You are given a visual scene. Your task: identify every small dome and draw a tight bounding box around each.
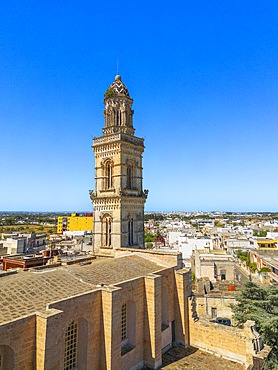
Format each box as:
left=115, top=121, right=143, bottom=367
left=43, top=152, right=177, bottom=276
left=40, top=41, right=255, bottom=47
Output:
left=107, top=75, right=130, bottom=97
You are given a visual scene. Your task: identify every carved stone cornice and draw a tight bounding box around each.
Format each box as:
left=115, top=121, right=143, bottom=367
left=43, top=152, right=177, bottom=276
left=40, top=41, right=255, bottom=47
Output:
left=103, top=126, right=135, bottom=136
left=93, top=133, right=144, bottom=148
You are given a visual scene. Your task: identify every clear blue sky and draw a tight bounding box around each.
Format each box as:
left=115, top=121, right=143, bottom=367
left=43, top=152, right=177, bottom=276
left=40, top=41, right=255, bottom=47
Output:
left=1, top=1, right=278, bottom=212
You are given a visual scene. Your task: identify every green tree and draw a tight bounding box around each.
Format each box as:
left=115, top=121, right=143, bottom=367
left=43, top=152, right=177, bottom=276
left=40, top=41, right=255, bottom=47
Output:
left=259, top=267, right=271, bottom=273
left=254, top=230, right=267, bottom=237
left=231, top=282, right=278, bottom=369
left=236, top=250, right=256, bottom=271
left=145, top=231, right=156, bottom=242
left=249, top=262, right=257, bottom=273
left=4, top=218, right=15, bottom=226
left=144, top=213, right=165, bottom=221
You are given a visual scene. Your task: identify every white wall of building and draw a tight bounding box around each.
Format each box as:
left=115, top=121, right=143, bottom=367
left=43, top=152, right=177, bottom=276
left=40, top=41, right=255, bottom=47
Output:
left=3, top=238, right=26, bottom=254
left=267, top=232, right=278, bottom=239
left=168, top=231, right=212, bottom=259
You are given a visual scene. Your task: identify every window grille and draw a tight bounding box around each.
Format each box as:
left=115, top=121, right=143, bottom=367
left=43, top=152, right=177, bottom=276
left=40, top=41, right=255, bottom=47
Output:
left=64, top=321, right=77, bottom=370
left=121, top=303, right=127, bottom=341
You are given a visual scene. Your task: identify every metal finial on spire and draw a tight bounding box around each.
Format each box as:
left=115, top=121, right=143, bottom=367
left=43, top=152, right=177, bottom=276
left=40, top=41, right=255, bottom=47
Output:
left=117, top=57, right=119, bottom=75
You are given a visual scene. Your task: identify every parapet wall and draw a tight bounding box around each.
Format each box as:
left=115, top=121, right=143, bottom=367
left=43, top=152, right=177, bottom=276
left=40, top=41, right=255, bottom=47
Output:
left=189, top=318, right=250, bottom=364
left=189, top=299, right=270, bottom=369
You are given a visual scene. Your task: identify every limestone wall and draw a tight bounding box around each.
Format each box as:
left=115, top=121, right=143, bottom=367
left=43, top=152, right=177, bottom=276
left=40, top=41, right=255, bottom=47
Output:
left=194, top=294, right=236, bottom=319
left=189, top=319, right=248, bottom=363
left=189, top=304, right=266, bottom=368
left=47, top=289, right=103, bottom=370
left=0, top=258, right=192, bottom=370
left=0, top=315, right=36, bottom=370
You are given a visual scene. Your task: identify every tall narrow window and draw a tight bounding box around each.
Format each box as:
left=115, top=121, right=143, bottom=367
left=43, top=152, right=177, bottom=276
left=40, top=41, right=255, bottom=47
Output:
left=161, top=284, right=169, bottom=331
left=117, top=110, right=121, bottom=125
left=121, top=301, right=136, bottom=356
left=103, top=215, right=112, bottom=247
left=128, top=218, right=134, bottom=246
left=106, top=218, right=112, bottom=246
left=105, top=161, right=113, bottom=189
left=64, top=321, right=77, bottom=370
left=127, top=165, right=132, bottom=189
left=121, top=303, right=127, bottom=342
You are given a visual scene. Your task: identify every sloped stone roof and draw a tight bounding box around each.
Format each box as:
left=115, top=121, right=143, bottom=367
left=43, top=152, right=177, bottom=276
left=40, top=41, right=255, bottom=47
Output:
left=67, top=255, right=163, bottom=285
left=0, top=255, right=163, bottom=324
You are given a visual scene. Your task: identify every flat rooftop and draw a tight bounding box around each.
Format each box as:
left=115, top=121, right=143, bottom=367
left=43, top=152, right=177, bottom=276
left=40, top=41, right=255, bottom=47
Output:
left=145, top=346, right=245, bottom=370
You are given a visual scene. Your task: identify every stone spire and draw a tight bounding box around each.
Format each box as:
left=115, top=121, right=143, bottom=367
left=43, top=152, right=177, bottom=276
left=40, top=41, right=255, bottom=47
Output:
left=103, top=75, right=135, bottom=136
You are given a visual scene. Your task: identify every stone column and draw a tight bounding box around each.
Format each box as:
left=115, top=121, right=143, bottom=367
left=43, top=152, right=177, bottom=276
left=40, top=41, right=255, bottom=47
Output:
left=101, top=287, right=121, bottom=370
left=174, top=269, right=192, bottom=346
left=144, top=274, right=162, bottom=369
left=36, top=309, right=63, bottom=370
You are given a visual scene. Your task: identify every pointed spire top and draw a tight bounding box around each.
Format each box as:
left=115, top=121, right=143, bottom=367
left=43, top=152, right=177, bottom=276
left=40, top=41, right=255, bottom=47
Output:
left=105, top=75, right=130, bottom=97
left=117, top=57, right=119, bottom=75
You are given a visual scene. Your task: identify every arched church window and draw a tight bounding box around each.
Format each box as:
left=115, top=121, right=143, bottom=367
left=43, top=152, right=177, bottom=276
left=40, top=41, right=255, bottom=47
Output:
left=127, top=165, right=133, bottom=189
left=64, top=321, right=77, bottom=370
left=105, top=161, right=113, bottom=189
left=121, top=301, right=136, bottom=355
left=102, top=215, right=112, bottom=247
left=128, top=218, right=134, bottom=246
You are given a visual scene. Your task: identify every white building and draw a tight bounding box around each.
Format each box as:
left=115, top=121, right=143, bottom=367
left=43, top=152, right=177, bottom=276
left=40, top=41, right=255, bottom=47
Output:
left=3, top=238, right=26, bottom=254
left=168, top=231, right=213, bottom=260
left=2, top=232, right=46, bottom=254
left=192, top=248, right=235, bottom=281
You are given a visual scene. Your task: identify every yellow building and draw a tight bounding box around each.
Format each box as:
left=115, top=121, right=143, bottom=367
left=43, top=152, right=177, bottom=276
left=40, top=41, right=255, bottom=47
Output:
left=57, top=213, right=94, bottom=233
left=256, top=239, right=278, bottom=250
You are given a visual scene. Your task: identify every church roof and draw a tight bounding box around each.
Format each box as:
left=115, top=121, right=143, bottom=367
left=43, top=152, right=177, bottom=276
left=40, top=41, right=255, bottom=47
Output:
left=106, top=75, right=130, bottom=97
left=0, top=255, right=163, bottom=324
left=67, top=255, right=163, bottom=285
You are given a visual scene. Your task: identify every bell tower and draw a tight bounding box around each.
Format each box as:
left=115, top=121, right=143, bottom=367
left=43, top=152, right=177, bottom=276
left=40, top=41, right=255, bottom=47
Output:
left=90, top=75, right=148, bottom=255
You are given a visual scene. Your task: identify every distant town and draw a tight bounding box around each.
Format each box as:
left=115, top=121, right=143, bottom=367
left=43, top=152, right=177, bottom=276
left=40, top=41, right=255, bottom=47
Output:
left=1, top=210, right=278, bottom=284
